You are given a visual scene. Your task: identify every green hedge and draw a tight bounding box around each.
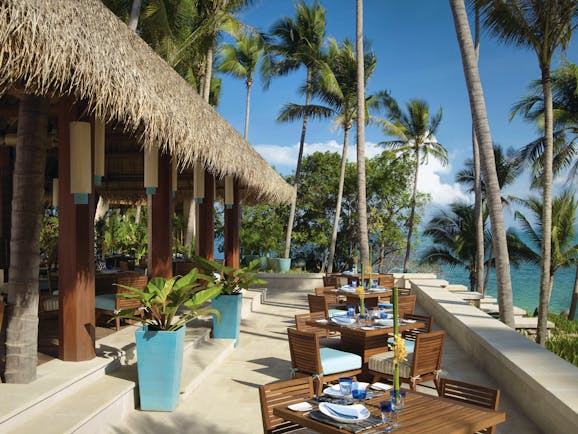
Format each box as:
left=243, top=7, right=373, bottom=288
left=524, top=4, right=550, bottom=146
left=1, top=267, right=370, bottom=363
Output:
left=548, top=313, right=578, bottom=333
left=547, top=313, right=578, bottom=367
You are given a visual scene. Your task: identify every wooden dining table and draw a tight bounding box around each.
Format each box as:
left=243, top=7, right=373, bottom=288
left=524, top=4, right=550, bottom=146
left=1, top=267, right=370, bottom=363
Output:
left=306, top=318, right=425, bottom=363
left=333, top=287, right=392, bottom=306
left=273, top=389, right=506, bottom=434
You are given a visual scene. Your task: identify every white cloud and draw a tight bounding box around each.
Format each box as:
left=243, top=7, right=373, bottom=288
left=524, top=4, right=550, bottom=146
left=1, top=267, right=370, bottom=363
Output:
left=254, top=140, right=467, bottom=206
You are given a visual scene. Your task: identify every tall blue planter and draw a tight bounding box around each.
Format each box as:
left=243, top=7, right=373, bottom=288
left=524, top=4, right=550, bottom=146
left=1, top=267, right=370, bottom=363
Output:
left=212, top=294, right=242, bottom=347
left=135, top=325, right=185, bottom=411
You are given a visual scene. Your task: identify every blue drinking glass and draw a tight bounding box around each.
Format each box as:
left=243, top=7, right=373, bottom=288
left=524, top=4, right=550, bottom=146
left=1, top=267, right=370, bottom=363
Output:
left=389, top=390, right=406, bottom=428
left=379, top=401, right=393, bottom=433
left=351, top=382, right=367, bottom=401
left=338, top=377, right=353, bottom=403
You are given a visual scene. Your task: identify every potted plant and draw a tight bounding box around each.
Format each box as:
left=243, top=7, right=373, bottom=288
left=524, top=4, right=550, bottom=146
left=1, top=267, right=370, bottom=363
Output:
left=115, top=268, right=221, bottom=411
left=195, top=257, right=264, bottom=347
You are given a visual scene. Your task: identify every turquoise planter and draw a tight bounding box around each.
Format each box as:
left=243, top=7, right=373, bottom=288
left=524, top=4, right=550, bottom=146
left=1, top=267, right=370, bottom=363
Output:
left=266, top=258, right=291, bottom=272
left=135, top=325, right=185, bottom=411
left=212, top=294, right=242, bottom=347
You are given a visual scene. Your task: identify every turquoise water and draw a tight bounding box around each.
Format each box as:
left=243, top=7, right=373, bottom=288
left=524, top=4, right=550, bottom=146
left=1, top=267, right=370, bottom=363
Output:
left=438, top=263, right=575, bottom=315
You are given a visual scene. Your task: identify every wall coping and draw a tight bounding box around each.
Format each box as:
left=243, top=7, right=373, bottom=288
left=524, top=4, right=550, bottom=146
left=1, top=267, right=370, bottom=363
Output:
left=409, top=278, right=578, bottom=434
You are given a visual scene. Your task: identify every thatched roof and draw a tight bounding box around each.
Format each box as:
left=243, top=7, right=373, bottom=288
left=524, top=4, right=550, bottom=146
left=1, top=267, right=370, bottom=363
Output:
left=0, top=0, right=294, bottom=205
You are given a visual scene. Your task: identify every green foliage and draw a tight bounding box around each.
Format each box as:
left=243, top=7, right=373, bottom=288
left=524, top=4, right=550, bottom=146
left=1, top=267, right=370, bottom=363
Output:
left=115, top=267, right=222, bottom=331
left=194, top=256, right=265, bottom=295
left=98, top=208, right=148, bottom=262
left=240, top=203, right=287, bottom=257
left=549, top=313, right=578, bottom=334
left=546, top=333, right=578, bottom=367
left=40, top=215, right=59, bottom=266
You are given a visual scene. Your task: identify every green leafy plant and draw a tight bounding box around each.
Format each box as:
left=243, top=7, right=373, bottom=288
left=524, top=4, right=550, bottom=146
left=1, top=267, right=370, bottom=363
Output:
left=114, top=268, right=222, bottom=331
left=195, top=257, right=265, bottom=295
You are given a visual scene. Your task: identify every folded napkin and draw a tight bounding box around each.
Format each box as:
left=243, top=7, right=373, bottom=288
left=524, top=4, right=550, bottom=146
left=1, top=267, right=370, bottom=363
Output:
left=323, top=403, right=367, bottom=419
left=331, top=310, right=348, bottom=317
left=332, top=316, right=356, bottom=324
left=374, top=318, right=394, bottom=326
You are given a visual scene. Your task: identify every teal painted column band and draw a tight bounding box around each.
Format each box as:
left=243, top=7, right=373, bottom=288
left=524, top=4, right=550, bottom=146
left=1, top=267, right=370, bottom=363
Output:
left=212, top=294, right=242, bottom=347
left=73, top=193, right=88, bottom=204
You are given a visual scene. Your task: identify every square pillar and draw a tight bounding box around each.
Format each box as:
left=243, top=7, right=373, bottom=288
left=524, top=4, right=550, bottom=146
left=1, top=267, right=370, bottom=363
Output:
left=57, top=103, right=96, bottom=361
left=197, top=171, right=215, bottom=260
left=224, top=179, right=240, bottom=269
left=0, top=147, right=12, bottom=281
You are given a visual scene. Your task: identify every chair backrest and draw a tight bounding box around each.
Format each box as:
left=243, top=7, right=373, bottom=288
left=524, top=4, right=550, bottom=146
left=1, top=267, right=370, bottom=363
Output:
left=323, top=275, right=344, bottom=287
left=115, top=273, right=148, bottom=309
left=378, top=274, right=395, bottom=289
left=438, top=378, right=500, bottom=434
left=259, top=376, right=314, bottom=434
left=314, top=287, right=338, bottom=304
left=397, top=294, right=416, bottom=317
left=295, top=312, right=328, bottom=338
left=287, top=328, right=322, bottom=376
left=411, top=330, right=445, bottom=378
left=307, top=294, right=329, bottom=316
left=402, top=313, right=433, bottom=341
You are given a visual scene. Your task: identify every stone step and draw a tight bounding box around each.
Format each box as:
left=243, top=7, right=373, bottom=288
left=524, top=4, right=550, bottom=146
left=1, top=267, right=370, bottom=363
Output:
left=514, top=317, right=556, bottom=329
left=480, top=303, right=527, bottom=316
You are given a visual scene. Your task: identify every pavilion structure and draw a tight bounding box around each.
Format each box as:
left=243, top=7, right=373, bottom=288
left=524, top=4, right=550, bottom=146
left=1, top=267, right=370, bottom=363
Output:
left=0, top=0, right=294, bottom=362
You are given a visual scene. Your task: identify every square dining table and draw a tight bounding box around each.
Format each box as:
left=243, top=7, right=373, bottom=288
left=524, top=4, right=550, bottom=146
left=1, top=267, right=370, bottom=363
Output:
left=273, top=389, right=506, bottom=434
left=306, top=317, right=425, bottom=363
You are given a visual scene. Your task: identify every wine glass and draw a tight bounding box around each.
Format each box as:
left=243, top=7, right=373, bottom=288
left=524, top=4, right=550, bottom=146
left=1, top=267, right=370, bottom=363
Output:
left=390, top=390, right=406, bottom=428
left=379, top=401, right=393, bottom=433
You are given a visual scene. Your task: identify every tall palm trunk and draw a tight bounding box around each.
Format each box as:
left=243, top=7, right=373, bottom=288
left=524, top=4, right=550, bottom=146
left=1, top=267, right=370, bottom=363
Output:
left=537, top=67, right=554, bottom=345
left=4, top=95, right=49, bottom=383
left=128, top=0, right=142, bottom=31
left=473, top=7, right=484, bottom=293
left=284, top=68, right=312, bottom=258
left=244, top=76, right=253, bottom=140
left=355, top=0, right=370, bottom=267
left=203, top=47, right=214, bottom=103
left=402, top=147, right=420, bottom=272
left=569, top=263, right=578, bottom=320
left=450, top=0, right=515, bottom=327
left=327, top=125, right=351, bottom=273
left=483, top=244, right=493, bottom=296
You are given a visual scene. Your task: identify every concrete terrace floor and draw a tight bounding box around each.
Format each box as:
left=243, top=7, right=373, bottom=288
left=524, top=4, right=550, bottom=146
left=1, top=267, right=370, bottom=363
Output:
left=111, top=285, right=543, bottom=434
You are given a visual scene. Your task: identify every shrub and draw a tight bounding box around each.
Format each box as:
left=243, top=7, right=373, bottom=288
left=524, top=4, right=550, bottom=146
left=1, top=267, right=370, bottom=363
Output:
left=546, top=334, right=578, bottom=367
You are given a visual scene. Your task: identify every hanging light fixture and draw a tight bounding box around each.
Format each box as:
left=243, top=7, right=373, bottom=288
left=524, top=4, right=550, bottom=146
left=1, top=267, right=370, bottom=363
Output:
left=94, top=119, right=105, bottom=185
left=172, top=158, right=178, bottom=198
left=224, top=176, right=234, bottom=209
left=52, top=178, right=59, bottom=208
left=144, top=148, right=158, bottom=195
left=69, top=121, right=91, bottom=204
left=194, top=164, right=204, bottom=204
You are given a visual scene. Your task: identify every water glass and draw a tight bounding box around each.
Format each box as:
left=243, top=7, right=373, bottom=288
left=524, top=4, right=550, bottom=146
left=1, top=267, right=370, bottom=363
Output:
left=390, top=390, right=406, bottom=428
left=351, top=382, right=367, bottom=401
left=372, top=278, right=378, bottom=288
left=351, top=279, right=358, bottom=288
left=338, top=377, right=353, bottom=402
left=347, top=305, right=356, bottom=317
left=379, top=401, right=393, bottom=433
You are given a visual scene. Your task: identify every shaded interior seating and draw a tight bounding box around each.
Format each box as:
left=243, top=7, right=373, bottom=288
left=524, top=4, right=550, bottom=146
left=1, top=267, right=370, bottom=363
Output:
left=398, top=294, right=417, bottom=317
left=287, top=328, right=362, bottom=396
left=438, top=378, right=501, bottom=434
left=259, top=376, right=316, bottom=434
left=307, top=294, right=344, bottom=318
left=368, top=330, right=446, bottom=390
left=0, top=297, right=3, bottom=384
left=95, top=273, right=148, bottom=331
left=378, top=274, right=395, bottom=288
left=387, top=313, right=433, bottom=353
left=295, top=312, right=328, bottom=338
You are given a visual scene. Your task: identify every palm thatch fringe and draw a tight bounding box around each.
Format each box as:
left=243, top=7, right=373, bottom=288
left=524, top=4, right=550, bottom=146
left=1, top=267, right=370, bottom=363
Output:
left=0, top=0, right=294, bottom=204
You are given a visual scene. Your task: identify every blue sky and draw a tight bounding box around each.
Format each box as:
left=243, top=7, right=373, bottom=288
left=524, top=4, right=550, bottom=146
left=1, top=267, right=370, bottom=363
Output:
left=216, top=0, right=577, bottom=225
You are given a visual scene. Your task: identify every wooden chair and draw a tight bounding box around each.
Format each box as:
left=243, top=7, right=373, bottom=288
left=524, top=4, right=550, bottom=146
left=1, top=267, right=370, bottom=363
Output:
left=368, top=330, right=446, bottom=391
left=398, top=294, right=417, bottom=317
left=387, top=313, right=433, bottom=353
left=323, top=275, right=344, bottom=288
left=95, top=273, right=148, bottom=331
left=259, top=376, right=315, bottom=434
left=314, top=287, right=338, bottom=304
left=287, top=328, right=362, bottom=396
left=307, top=294, right=344, bottom=318
left=295, top=312, right=328, bottom=338
left=438, top=378, right=501, bottom=434
left=378, top=274, right=395, bottom=289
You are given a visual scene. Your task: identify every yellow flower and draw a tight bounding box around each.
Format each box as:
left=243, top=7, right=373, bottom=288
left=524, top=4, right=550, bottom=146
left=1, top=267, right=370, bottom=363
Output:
left=355, top=286, right=365, bottom=297
left=392, top=334, right=408, bottom=365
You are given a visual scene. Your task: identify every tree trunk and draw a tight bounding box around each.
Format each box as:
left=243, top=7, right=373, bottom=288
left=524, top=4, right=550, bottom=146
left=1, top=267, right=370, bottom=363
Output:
left=203, top=47, right=214, bottom=103
left=184, top=195, right=196, bottom=254
left=128, top=0, right=142, bottom=31
left=403, top=147, right=420, bottom=273
left=94, top=196, right=109, bottom=223
left=4, top=95, right=49, bottom=383
left=244, top=77, right=252, bottom=140
left=356, top=0, right=370, bottom=268
left=483, top=244, right=493, bottom=296
left=284, top=68, right=313, bottom=259
left=327, top=126, right=351, bottom=273
left=536, top=66, right=554, bottom=346
left=135, top=204, right=141, bottom=225
left=568, top=263, right=578, bottom=320
left=379, top=239, right=386, bottom=273
left=450, top=0, right=515, bottom=327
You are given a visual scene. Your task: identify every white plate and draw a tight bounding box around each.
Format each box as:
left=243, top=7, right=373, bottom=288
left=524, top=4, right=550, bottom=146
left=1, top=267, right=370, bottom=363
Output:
left=371, top=382, right=393, bottom=391
left=374, top=319, right=394, bottom=326
left=331, top=316, right=356, bottom=325
left=318, top=403, right=371, bottom=423
left=288, top=401, right=313, bottom=412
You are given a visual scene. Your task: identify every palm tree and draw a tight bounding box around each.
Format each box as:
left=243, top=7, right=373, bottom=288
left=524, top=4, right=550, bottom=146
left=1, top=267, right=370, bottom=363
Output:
left=379, top=99, right=448, bottom=273
left=475, top=0, right=577, bottom=346
left=4, top=96, right=49, bottom=383
left=449, top=0, right=516, bottom=327
left=262, top=0, right=326, bottom=259
left=513, top=192, right=578, bottom=308
left=218, top=30, right=264, bottom=140
left=355, top=0, right=370, bottom=269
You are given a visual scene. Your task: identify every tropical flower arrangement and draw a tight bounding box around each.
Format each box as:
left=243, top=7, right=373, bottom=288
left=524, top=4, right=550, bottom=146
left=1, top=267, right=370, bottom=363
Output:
left=356, top=285, right=366, bottom=316
left=391, top=286, right=407, bottom=398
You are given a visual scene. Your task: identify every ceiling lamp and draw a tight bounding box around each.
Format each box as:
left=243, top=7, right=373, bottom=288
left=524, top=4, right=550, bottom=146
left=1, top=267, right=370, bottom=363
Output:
left=144, top=148, right=158, bottom=195
left=94, top=119, right=105, bottom=185
left=69, top=121, right=91, bottom=204
left=194, top=164, right=204, bottom=204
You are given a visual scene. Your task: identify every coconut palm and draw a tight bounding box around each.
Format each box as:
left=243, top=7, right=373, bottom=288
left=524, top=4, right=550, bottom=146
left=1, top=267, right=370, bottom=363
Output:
left=449, top=0, right=516, bottom=327
left=4, top=96, right=49, bottom=383
left=475, top=0, right=578, bottom=345
left=218, top=30, right=264, bottom=140
left=378, top=99, right=448, bottom=273
left=261, top=0, right=326, bottom=259
left=513, top=192, right=578, bottom=310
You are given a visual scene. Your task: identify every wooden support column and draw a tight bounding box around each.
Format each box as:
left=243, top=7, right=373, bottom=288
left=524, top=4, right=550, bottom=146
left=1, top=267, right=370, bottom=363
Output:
left=0, top=147, right=13, bottom=281
left=148, top=152, right=172, bottom=278
left=224, top=179, right=240, bottom=269
left=197, top=171, right=215, bottom=260
left=58, top=102, right=95, bottom=361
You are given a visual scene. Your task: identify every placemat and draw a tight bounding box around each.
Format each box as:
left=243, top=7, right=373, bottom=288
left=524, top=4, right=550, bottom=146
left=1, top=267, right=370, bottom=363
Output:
left=309, top=410, right=383, bottom=433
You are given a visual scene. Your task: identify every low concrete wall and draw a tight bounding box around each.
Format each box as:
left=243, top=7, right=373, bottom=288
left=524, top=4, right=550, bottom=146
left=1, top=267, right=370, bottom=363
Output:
left=251, top=273, right=324, bottom=291
left=410, top=279, right=578, bottom=434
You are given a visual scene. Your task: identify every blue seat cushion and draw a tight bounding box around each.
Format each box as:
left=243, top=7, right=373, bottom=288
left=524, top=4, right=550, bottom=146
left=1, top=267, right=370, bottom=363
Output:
left=386, top=337, right=415, bottom=354
left=320, top=348, right=362, bottom=375
left=95, top=294, right=116, bottom=311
